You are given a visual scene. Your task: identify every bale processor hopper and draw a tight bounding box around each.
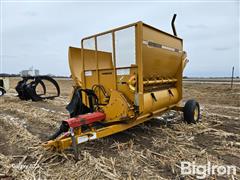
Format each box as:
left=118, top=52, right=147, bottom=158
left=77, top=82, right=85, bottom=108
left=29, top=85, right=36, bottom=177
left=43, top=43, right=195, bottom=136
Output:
left=44, top=15, right=200, bottom=158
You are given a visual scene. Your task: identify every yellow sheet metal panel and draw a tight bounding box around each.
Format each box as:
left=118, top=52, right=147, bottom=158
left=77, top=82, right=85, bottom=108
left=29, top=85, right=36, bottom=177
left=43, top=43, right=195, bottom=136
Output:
left=97, top=52, right=113, bottom=69
left=85, top=70, right=98, bottom=89
left=68, top=47, right=83, bottom=87
left=83, top=49, right=97, bottom=70
left=82, top=49, right=113, bottom=70
left=142, top=47, right=182, bottom=78
left=143, top=24, right=182, bottom=49
left=99, top=69, right=115, bottom=91
left=102, top=90, right=134, bottom=122
left=142, top=88, right=179, bottom=114
left=99, top=69, right=115, bottom=104
left=142, top=25, right=183, bottom=80
left=117, top=82, right=135, bottom=102
left=116, top=66, right=137, bottom=103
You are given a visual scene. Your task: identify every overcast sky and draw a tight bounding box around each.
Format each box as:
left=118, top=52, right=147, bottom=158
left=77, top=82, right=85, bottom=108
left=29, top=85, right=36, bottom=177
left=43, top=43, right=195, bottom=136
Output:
left=1, top=1, right=239, bottom=77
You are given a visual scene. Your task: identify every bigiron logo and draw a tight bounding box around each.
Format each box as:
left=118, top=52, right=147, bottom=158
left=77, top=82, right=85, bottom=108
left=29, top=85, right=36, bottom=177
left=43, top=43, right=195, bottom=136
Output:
left=180, top=161, right=237, bottom=179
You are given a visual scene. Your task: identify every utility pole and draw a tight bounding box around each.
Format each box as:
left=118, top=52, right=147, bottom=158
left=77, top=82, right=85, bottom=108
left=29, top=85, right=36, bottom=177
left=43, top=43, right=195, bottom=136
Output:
left=231, top=66, right=234, bottom=89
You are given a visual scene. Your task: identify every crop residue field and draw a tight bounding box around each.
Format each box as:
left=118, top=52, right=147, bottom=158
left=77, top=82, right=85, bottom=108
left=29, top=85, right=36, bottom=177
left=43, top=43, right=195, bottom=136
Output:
left=0, top=78, right=239, bottom=179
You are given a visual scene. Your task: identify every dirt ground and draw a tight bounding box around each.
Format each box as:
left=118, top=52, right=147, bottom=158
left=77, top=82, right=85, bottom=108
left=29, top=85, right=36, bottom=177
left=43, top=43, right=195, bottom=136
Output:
left=0, top=78, right=239, bottom=179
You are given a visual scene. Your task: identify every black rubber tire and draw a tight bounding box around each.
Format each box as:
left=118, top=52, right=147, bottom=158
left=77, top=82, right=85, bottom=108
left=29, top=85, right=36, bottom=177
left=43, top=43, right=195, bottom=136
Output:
left=183, top=99, right=200, bottom=124
left=0, top=88, right=6, bottom=97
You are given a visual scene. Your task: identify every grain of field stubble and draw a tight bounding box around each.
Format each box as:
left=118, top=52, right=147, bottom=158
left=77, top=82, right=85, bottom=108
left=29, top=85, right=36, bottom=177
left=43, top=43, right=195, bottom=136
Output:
left=0, top=78, right=239, bottom=179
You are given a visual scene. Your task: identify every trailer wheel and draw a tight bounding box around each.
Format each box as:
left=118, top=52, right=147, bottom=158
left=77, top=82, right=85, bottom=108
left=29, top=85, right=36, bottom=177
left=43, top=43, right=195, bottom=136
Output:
left=0, top=88, right=5, bottom=97
left=183, top=99, right=200, bottom=124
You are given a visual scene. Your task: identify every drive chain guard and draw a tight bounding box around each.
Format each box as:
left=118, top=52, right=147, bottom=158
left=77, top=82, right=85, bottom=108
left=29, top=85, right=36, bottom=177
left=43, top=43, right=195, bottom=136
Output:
left=15, top=76, right=60, bottom=101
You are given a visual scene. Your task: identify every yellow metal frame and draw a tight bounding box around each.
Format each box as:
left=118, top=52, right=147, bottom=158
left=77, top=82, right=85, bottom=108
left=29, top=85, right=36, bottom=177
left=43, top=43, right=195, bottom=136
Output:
left=44, top=105, right=176, bottom=151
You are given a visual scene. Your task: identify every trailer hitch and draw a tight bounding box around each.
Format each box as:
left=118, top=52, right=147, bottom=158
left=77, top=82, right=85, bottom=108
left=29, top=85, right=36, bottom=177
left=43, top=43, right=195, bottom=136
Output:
left=46, top=112, right=106, bottom=159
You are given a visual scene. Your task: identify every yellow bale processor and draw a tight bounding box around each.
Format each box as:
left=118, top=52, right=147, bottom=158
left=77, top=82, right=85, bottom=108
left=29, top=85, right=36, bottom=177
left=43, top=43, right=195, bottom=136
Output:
left=44, top=15, right=200, bottom=158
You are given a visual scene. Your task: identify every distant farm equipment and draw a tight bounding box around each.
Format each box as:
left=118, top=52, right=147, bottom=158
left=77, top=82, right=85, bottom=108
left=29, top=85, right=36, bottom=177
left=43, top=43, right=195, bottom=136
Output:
left=15, top=76, right=60, bottom=101
left=0, top=77, right=9, bottom=96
